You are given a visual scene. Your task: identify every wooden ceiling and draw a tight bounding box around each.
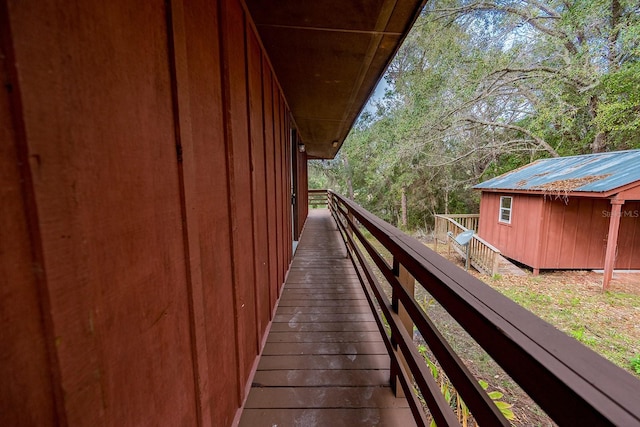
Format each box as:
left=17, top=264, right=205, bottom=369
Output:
left=244, top=0, right=426, bottom=159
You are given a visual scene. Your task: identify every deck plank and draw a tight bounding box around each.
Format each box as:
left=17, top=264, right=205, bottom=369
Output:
left=262, top=341, right=387, bottom=355
left=276, top=305, right=373, bottom=314
left=269, top=321, right=379, bottom=332
left=252, top=369, right=391, bottom=387
left=256, top=354, right=390, bottom=370
left=273, top=313, right=375, bottom=323
left=266, top=331, right=384, bottom=343
left=240, top=408, right=416, bottom=426
left=244, top=387, right=410, bottom=409
left=239, top=209, right=415, bottom=427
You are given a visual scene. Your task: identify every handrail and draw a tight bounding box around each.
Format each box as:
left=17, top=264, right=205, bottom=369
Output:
left=435, top=214, right=480, bottom=232
left=434, top=214, right=501, bottom=275
left=328, top=190, right=640, bottom=427
left=308, top=189, right=328, bottom=208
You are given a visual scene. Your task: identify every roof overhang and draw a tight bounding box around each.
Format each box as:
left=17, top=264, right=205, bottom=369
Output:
left=244, top=0, right=426, bottom=159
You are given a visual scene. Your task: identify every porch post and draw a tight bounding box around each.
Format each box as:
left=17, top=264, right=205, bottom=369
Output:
left=603, top=198, right=624, bottom=290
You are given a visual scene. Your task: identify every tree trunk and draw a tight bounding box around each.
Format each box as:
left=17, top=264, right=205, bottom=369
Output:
left=401, top=187, right=407, bottom=228
left=444, top=189, right=449, bottom=215
left=342, top=155, right=354, bottom=200
left=608, top=0, right=621, bottom=70
left=590, top=95, right=608, bottom=153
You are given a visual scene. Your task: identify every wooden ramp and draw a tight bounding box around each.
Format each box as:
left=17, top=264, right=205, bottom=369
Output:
left=239, top=209, right=415, bottom=426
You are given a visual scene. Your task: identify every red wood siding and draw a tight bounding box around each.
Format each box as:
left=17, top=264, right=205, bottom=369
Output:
left=247, top=26, right=271, bottom=344
left=539, top=198, right=610, bottom=269
left=479, top=193, right=640, bottom=271
left=181, top=0, right=238, bottom=423
left=0, top=18, right=58, bottom=423
left=220, top=0, right=259, bottom=394
left=613, top=201, right=640, bottom=269
left=1, top=0, right=300, bottom=425
left=478, top=193, right=544, bottom=268
left=274, top=88, right=284, bottom=290
left=262, top=64, right=279, bottom=314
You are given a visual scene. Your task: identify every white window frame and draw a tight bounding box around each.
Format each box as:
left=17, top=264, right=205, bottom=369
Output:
left=499, top=196, right=512, bottom=224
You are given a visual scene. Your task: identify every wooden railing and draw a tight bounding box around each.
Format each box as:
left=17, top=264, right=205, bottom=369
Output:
left=328, top=190, right=640, bottom=427
left=308, top=189, right=328, bottom=208
left=437, top=214, right=480, bottom=233
left=434, top=214, right=500, bottom=276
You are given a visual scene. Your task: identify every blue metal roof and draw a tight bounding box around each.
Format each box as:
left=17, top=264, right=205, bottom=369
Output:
left=474, top=149, right=640, bottom=193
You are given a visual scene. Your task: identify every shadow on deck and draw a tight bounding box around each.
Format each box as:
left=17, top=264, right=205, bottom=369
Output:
left=239, top=209, right=415, bottom=426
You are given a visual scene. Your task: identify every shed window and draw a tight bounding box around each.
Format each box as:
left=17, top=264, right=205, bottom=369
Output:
left=499, top=196, right=512, bottom=224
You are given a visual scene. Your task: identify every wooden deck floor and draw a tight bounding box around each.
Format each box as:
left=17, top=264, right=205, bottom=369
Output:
left=239, top=209, right=415, bottom=426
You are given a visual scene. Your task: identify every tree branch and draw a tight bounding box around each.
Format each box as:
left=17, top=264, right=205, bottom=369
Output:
left=463, top=116, right=560, bottom=157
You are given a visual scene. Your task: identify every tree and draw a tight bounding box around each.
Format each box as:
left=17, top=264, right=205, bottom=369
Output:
left=311, top=0, right=640, bottom=230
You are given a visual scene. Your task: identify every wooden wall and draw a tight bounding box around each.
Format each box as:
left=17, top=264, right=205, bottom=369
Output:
left=540, top=199, right=640, bottom=270
left=479, top=193, right=640, bottom=271
left=478, top=193, right=545, bottom=269
left=0, top=0, right=303, bottom=425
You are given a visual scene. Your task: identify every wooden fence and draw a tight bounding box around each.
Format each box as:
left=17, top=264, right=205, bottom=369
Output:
left=434, top=214, right=500, bottom=276
left=328, top=190, right=640, bottom=427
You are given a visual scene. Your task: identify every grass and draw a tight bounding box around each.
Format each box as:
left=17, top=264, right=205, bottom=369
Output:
left=481, top=270, right=640, bottom=378
left=632, top=355, right=640, bottom=374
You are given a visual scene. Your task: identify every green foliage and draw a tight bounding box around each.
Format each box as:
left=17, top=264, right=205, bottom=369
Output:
left=631, top=355, right=640, bottom=374
left=420, top=342, right=516, bottom=425
left=596, top=62, right=640, bottom=149
left=570, top=325, right=597, bottom=346
left=310, top=0, right=640, bottom=232
left=478, top=379, right=516, bottom=421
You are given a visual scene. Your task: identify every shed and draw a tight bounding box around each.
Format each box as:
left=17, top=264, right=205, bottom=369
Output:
left=474, top=150, right=640, bottom=288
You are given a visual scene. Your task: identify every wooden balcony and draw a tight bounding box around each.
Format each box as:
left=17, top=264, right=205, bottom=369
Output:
left=239, top=209, right=416, bottom=426
left=239, top=192, right=640, bottom=426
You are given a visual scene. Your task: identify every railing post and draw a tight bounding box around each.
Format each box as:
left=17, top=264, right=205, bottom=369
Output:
left=492, top=251, right=500, bottom=276
left=434, top=216, right=439, bottom=252
left=390, top=257, right=415, bottom=397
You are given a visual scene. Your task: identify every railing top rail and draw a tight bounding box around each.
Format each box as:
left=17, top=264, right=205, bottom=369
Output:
left=435, top=215, right=469, bottom=232
left=308, top=188, right=328, bottom=193
left=470, top=234, right=501, bottom=253
left=328, top=190, right=640, bottom=426
left=435, top=213, right=480, bottom=219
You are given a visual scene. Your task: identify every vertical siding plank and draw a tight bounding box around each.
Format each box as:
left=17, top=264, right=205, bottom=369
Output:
left=246, top=24, right=270, bottom=341
left=183, top=0, right=240, bottom=424
left=281, top=97, right=291, bottom=275
left=273, top=82, right=284, bottom=290
left=0, top=5, right=58, bottom=422
left=283, top=110, right=291, bottom=265
left=574, top=199, right=595, bottom=267
left=166, top=1, right=213, bottom=423
left=587, top=200, right=608, bottom=267
left=616, top=201, right=640, bottom=269
left=262, top=66, right=279, bottom=313
left=220, top=0, right=258, bottom=401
